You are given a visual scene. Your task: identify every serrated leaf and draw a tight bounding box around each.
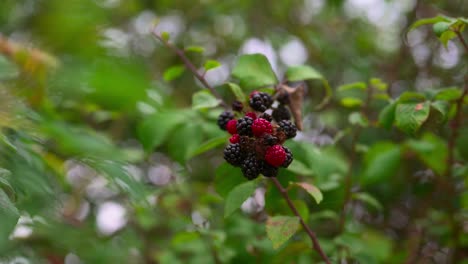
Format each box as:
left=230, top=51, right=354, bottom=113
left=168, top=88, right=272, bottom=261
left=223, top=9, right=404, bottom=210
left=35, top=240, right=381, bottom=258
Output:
left=232, top=54, right=277, bottom=89
left=266, top=216, right=300, bottom=249
left=185, top=45, right=205, bottom=53
left=215, top=163, right=245, bottom=198
left=224, top=181, right=256, bottom=217
left=395, top=102, right=430, bottom=134
left=361, top=142, right=401, bottom=186
left=227, top=82, right=246, bottom=103
left=204, top=60, right=221, bottom=71
left=290, top=182, right=323, bottom=204
left=352, top=192, right=383, bottom=211
left=340, top=97, right=363, bottom=107
left=378, top=102, right=397, bottom=129
left=434, top=87, right=462, bottom=101
left=189, top=136, right=226, bottom=158
left=163, top=65, right=185, bottom=81
left=192, top=90, right=220, bottom=110
left=408, top=16, right=451, bottom=32
left=349, top=112, right=368, bottom=127
left=337, top=82, right=367, bottom=91
left=285, top=65, right=323, bottom=81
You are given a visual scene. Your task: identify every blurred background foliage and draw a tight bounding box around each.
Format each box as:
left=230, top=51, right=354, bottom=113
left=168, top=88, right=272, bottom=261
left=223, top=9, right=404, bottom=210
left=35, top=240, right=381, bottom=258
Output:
left=0, top=0, right=467, bottom=263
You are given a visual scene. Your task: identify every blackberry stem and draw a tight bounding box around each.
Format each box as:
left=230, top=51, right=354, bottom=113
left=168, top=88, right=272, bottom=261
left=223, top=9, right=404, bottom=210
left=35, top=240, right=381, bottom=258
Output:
left=153, top=32, right=228, bottom=109
left=270, top=177, right=331, bottom=264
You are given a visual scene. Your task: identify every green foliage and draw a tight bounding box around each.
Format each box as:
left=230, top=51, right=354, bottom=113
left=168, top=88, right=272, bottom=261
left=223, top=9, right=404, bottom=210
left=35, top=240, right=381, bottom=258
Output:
left=266, top=216, right=300, bottom=249
left=232, top=54, right=277, bottom=89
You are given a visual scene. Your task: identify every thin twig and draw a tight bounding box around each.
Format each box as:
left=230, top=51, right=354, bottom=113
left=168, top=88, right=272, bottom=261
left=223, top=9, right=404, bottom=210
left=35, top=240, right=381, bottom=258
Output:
left=454, top=31, right=468, bottom=54
left=153, top=32, right=228, bottom=109
left=270, top=177, right=331, bottom=264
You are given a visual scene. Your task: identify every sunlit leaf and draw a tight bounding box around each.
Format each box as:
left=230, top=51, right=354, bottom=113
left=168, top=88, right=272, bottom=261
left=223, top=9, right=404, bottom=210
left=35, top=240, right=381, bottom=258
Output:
left=232, top=54, right=277, bottom=89
left=395, top=102, right=430, bottom=134
left=224, top=181, right=256, bottom=217
left=290, top=182, right=323, bottom=204
left=285, top=65, right=323, bottom=81
left=192, top=90, right=220, bottom=110
left=163, top=65, right=185, bottom=81
left=203, top=60, right=221, bottom=71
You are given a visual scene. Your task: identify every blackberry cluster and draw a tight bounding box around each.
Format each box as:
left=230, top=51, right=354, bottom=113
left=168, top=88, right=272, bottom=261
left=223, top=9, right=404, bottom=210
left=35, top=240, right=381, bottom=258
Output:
left=218, top=90, right=298, bottom=180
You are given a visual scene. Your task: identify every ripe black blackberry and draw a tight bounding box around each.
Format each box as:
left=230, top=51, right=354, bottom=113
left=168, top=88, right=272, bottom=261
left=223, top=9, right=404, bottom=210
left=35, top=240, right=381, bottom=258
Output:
left=232, top=101, right=244, bottom=112
left=236, top=116, right=254, bottom=136
left=260, top=112, right=273, bottom=122
left=223, top=143, right=244, bottom=166
left=272, top=105, right=291, bottom=122
left=261, top=161, right=278, bottom=177
left=282, top=146, right=293, bottom=168
left=241, top=155, right=261, bottom=180
left=249, top=92, right=273, bottom=112
left=217, top=111, right=234, bottom=130
left=278, top=120, right=297, bottom=139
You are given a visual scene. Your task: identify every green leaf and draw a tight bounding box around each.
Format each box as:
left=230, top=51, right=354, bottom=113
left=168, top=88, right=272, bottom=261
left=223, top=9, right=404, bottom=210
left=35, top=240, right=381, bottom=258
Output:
left=266, top=216, right=300, bottom=249
left=232, top=54, right=277, bottom=89
left=227, top=82, right=246, bottom=103
left=285, top=160, right=314, bottom=176
left=439, top=30, right=457, bottom=48
left=361, top=142, right=401, bottom=186
left=434, top=87, right=462, bottom=101
left=378, top=101, right=397, bottom=129
left=433, top=21, right=451, bottom=37
left=0, top=188, right=20, bottom=251
left=285, top=65, right=323, bottom=81
left=349, top=112, right=368, bottom=127
left=189, top=136, right=226, bottom=158
left=185, top=45, right=205, bottom=53
left=137, top=111, right=188, bottom=151
left=397, top=91, right=426, bottom=102
left=192, top=90, right=220, bottom=110
left=224, top=181, right=256, bottom=217
left=395, top=102, right=430, bottom=134
left=340, top=97, right=363, bottom=107
left=168, top=122, right=203, bottom=163
left=163, top=65, right=185, bottom=81
left=161, top=31, right=170, bottom=41
left=352, top=192, right=383, bottom=211
left=370, top=78, right=388, bottom=91
left=408, top=16, right=451, bottom=32
left=406, top=133, right=447, bottom=175
left=0, top=169, right=14, bottom=201
left=215, top=163, right=245, bottom=198
left=203, top=60, right=221, bottom=71
left=337, top=82, right=367, bottom=91
left=290, top=182, right=323, bottom=204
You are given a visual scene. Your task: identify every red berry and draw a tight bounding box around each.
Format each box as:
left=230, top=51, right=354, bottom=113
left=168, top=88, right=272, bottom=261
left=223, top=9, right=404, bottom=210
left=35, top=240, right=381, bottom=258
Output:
left=245, top=112, right=257, bottom=119
left=251, top=118, right=273, bottom=137
left=265, top=145, right=286, bottom=167
left=226, top=119, right=237, bottom=134
left=229, top=134, right=240, bottom=143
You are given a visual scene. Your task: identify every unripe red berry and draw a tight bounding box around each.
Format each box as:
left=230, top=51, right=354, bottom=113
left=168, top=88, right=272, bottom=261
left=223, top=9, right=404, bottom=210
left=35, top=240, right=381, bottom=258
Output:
left=229, top=134, right=240, bottom=144
left=265, top=145, right=286, bottom=167
left=245, top=112, right=257, bottom=119
left=251, top=118, right=273, bottom=137
left=226, top=119, right=237, bottom=135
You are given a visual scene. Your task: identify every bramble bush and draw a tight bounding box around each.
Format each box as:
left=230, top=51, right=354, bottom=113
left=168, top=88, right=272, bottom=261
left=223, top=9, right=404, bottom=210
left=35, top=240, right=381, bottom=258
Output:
left=0, top=1, right=467, bottom=263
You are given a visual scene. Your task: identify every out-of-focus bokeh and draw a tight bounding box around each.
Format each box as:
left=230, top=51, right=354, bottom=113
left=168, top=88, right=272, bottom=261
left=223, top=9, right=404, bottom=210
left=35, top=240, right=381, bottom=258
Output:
left=0, top=0, right=467, bottom=263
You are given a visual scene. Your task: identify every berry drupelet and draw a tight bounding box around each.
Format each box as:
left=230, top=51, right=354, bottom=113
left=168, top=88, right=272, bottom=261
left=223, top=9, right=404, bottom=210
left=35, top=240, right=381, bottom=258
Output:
left=272, top=105, right=291, bottom=122
left=251, top=118, right=273, bottom=137
left=223, top=143, right=244, bottom=166
left=278, top=120, right=297, bottom=139
left=282, top=146, right=293, bottom=168
left=217, top=111, right=234, bottom=130
left=265, top=145, right=286, bottom=167
left=226, top=119, right=238, bottom=135
left=241, top=155, right=261, bottom=180
left=249, top=91, right=273, bottom=112
left=236, top=116, right=254, bottom=136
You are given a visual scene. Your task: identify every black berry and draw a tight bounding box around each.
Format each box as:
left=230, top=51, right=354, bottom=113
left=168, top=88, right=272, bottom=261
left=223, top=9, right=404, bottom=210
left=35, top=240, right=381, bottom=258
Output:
left=236, top=116, right=254, bottom=136
left=278, top=120, right=297, bottom=139
left=272, top=105, right=291, bottom=122
left=277, top=92, right=290, bottom=105
left=282, top=146, right=293, bottom=168
left=223, top=143, right=244, bottom=166
left=232, top=101, right=244, bottom=112
left=249, top=92, right=273, bottom=112
left=263, top=134, right=278, bottom=146
left=261, top=161, right=278, bottom=177
left=241, top=155, right=261, bottom=180
left=260, top=112, right=273, bottom=122
left=217, top=111, right=234, bottom=130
